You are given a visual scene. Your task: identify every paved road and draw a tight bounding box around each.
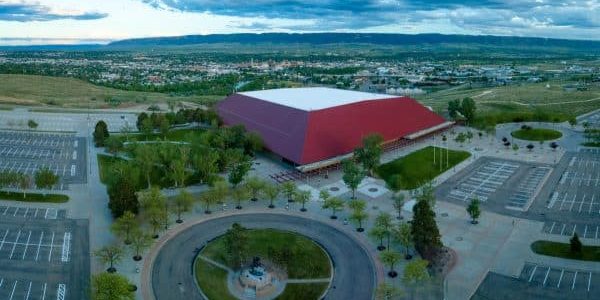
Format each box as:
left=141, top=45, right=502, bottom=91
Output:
left=151, top=214, right=376, bottom=300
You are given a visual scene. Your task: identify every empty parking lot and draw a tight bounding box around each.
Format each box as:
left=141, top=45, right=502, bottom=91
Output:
left=520, top=262, right=598, bottom=295
left=448, top=160, right=519, bottom=202
left=0, top=208, right=89, bottom=300
left=0, top=130, right=86, bottom=189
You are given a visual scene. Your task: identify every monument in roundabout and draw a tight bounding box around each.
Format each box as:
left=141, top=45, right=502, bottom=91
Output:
left=230, top=256, right=286, bottom=299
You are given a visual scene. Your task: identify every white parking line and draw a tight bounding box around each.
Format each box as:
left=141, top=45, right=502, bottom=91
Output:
left=549, top=222, right=556, bottom=234
left=588, top=272, right=592, bottom=292
left=560, top=224, right=566, bottom=235
left=25, top=281, right=32, bottom=300
left=572, top=271, right=578, bottom=290
left=22, top=230, right=32, bottom=260
left=9, top=230, right=21, bottom=259
left=0, top=229, right=8, bottom=251
left=41, top=283, right=47, bottom=300
left=48, top=231, right=55, bottom=262
left=557, top=269, right=564, bottom=288
left=36, top=231, right=44, bottom=261
left=584, top=225, right=588, bottom=238
left=61, top=232, right=71, bottom=262
left=529, top=265, right=538, bottom=282
left=578, top=195, right=586, bottom=213
left=9, top=281, right=17, bottom=300
left=543, top=267, right=551, bottom=286
left=572, top=224, right=577, bottom=236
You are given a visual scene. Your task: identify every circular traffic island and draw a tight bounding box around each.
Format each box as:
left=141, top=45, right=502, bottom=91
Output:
left=510, top=127, right=562, bottom=141
left=151, top=214, right=376, bottom=300
left=195, top=227, right=331, bottom=300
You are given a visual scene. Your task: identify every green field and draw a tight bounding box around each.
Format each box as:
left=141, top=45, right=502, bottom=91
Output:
left=0, top=191, right=69, bottom=203
left=415, top=80, right=600, bottom=127
left=378, top=146, right=471, bottom=190
left=194, top=259, right=236, bottom=300
left=531, top=240, right=600, bottom=262
left=0, top=74, right=221, bottom=108
left=201, top=229, right=331, bottom=279
left=511, top=128, right=563, bottom=141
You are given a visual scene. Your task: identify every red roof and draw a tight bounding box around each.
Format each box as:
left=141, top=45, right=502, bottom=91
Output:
left=217, top=92, right=446, bottom=165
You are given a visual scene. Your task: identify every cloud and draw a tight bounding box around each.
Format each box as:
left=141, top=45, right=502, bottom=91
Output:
left=140, top=0, right=600, bottom=38
left=0, top=1, right=108, bottom=22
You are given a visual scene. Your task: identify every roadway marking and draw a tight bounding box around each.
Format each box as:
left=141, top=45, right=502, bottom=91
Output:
left=41, top=283, right=47, bottom=300
left=529, top=265, right=538, bottom=282
left=35, top=231, right=44, bottom=261
left=588, top=272, right=592, bottom=292
left=61, top=232, right=71, bottom=262
left=9, top=230, right=21, bottom=259
left=0, top=229, right=8, bottom=251
left=557, top=269, right=564, bottom=288
left=9, top=280, right=17, bottom=300
left=25, top=281, right=32, bottom=300
left=543, top=267, right=551, bottom=286
left=48, top=232, right=55, bottom=262
left=572, top=271, right=578, bottom=290
left=22, top=230, right=32, bottom=260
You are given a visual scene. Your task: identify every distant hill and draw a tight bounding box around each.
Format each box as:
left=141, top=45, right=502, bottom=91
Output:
left=108, top=33, right=600, bottom=50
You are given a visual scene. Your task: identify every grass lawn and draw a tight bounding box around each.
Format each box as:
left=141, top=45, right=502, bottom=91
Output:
left=377, top=146, right=471, bottom=190
left=276, top=283, right=329, bottom=300
left=0, top=74, right=220, bottom=108
left=194, top=258, right=237, bottom=300
left=97, top=154, right=128, bottom=184
left=582, top=142, right=600, bottom=147
left=511, top=128, right=562, bottom=141
left=531, top=241, right=600, bottom=262
left=0, top=191, right=69, bottom=203
left=201, top=229, right=331, bottom=279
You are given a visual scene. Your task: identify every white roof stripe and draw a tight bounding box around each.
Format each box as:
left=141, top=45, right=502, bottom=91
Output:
left=239, top=87, right=397, bottom=111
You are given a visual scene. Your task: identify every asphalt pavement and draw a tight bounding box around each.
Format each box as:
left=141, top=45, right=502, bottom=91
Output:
left=151, top=213, right=376, bottom=300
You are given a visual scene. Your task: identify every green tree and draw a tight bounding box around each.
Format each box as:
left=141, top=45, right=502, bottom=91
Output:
left=224, top=223, right=248, bottom=269
left=200, top=189, right=218, bottom=214
left=108, top=174, right=139, bottom=218
left=27, top=119, right=38, bottom=129
left=381, top=250, right=402, bottom=278
left=94, top=245, right=123, bottom=273
left=263, top=184, right=280, bottom=209
left=392, top=192, right=405, bottom=220
left=322, top=197, right=345, bottom=219
left=342, top=159, right=365, bottom=199
left=403, top=258, right=430, bottom=298
left=133, top=145, right=157, bottom=188
left=370, top=226, right=387, bottom=251
left=172, top=189, right=193, bottom=223
left=140, top=117, right=154, bottom=139
left=319, top=189, right=330, bottom=202
left=570, top=233, right=583, bottom=255
left=158, top=115, right=170, bottom=139
left=17, top=173, right=31, bottom=199
left=447, top=99, right=461, bottom=119
left=92, top=272, right=135, bottom=300
left=129, top=229, right=153, bottom=261
left=393, top=223, right=413, bottom=259
left=34, top=167, right=59, bottom=195
left=460, top=97, right=476, bottom=125
left=412, top=200, right=442, bottom=260
left=354, top=134, right=384, bottom=176
left=467, top=197, right=481, bottom=224
left=416, top=182, right=436, bottom=207
left=232, top=186, right=249, bottom=210
left=169, top=159, right=187, bottom=188
left=281, top=181, right=297, bottom=202
left=138, top=187, right=169, bottom=235
left=111, top=211, right=138, bottom=245
left=349, top=199, right=368, bottom=232
left=193, top=150, right=219, bottom=184
left=245, top=176, right=266, bottom=202
left=228, top=156, right=252, bottom=188
left=94, top=120, right=110, bottom=147
left=375, top=212, right=394, bottom=249
left=294, top=189, right=311, bottom=212
left=104, top=136, right=123, bottom=157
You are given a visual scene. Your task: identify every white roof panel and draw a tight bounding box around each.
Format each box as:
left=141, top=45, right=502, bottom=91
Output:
left=239, top=87, right=397, bottom=111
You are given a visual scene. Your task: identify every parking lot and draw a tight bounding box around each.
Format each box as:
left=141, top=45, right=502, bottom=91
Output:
left=0, top=278, right=65, bottom=300
left=0, top=130, right=86, bottom=189
left=447, top=160, right=519, bottom=202
left=0, top=208, right=89, bottom=300
left=507, top=166, right=551, bottom=210
left=520, top=262, right=598, bottom=295
left=542, top=221, right=600, bottom=240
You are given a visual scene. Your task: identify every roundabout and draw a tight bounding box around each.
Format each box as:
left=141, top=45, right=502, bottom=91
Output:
left=149, top=213, right=377, bottom=300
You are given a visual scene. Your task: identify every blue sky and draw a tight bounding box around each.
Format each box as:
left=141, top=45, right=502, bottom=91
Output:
left=0, top=0, right=599, bottom=45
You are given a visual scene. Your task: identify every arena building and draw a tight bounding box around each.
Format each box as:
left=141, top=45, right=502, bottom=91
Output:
left=217, top=87, right=452, bottom=171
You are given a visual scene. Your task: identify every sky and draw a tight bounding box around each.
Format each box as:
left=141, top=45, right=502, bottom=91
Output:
left=0, top=0, right=599, bottom=45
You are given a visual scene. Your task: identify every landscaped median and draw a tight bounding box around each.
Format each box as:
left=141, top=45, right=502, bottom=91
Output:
left=377, top=146, right=471, bottom=190
left=511, top=127, right=562, bottom=141
left=531, top=240, right=600, bottom=262
left=0, top=191, right=69, bottom=203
